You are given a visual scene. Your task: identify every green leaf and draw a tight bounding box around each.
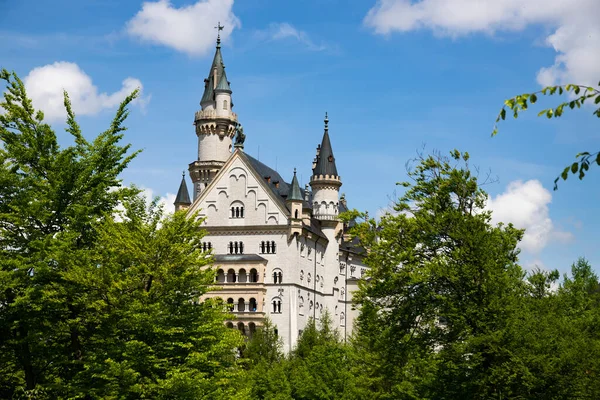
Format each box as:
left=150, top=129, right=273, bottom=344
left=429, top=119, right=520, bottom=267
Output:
left=561, top=167, right=569, bottom=180
left=530, top=94, right=537, bottom=103
left=546, top=109, right=554, bottom=119
left=571, top=163, right=578, bottom=174
left=500, top=108, right=506, bottom=120
left=569, top=101, right=575, bottom=109
left=574, top=85, right=580, bottom=94
left=596, top=153, right=600, bottom=165
left=595, top=95, right=600, bottom=104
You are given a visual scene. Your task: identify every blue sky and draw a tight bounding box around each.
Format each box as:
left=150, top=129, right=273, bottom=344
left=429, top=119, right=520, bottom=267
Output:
left=2, top=0, right=599, bottom=275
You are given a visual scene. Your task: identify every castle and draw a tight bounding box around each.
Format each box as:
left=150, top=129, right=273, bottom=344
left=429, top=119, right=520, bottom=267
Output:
left=173, top=33, right=366, bottom=352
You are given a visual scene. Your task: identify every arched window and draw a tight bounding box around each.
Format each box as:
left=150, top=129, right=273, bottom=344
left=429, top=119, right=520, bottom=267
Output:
left=227, top=269, right=236, bottom=283
left=340, top=312, right=345, bottom=327
left=227, top=298, right=234, bottom=311
left=238, top=298, right=246, bottom=313
left=238, top=269, right=247, bottom=283
left=240, top=207, right=244, bottom=218
left=237, top=322, right=245, bottom=335
left=260, top=241, right=265, bottom=253
left=239, top=242, right=244, bottom=254
left=249, top=298, right=257, bottom=312
left=230, top=202, right=244, bottom=219
left=273, top=272, right=277, bottom=284
left=294, top=209, right=299, bottom=219
left=226, top=321, right=234, bottom=329
left=248, top=322, right=256, bottom=338
left=272, top=298, right=281, bottom=313
left=266, top=241, right=271, bottom=254
left=223, top=100, right=228, bottom=110
left=229, top=242, right=234, bottom=254
left=235, top=207, right=240, bottom=218
left=216, top=269, right=225, bottom=283
left=271, top=241, right=276, bottom=254
left=249, top=268, right=258, bottom=283
left=231, top=207, right=235, bottom=218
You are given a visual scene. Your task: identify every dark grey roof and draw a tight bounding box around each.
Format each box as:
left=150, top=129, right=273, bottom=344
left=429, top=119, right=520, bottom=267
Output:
left=215, top=70, right=231, bottom=93
left=214, top=254, right=267, bottom=263
left=174, top=174, right=191, bottom=205
left=313, top=128, right=338, bottom=177
left=288, top=169, right=303, bottom=201
left=200, top=43, right=226, bottom=105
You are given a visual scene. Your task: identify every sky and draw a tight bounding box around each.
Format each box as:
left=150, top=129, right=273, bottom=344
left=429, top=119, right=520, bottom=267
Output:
left=1, top=0, right=599, bottom=275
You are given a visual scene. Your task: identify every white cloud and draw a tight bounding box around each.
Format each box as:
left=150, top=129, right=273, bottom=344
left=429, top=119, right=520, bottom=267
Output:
left=486, top=179, right=573, bottom=253
left=264, top=22, right=327, bottom=51
left=141, top=187, right=176, bottom=215
left=126, top=0, right=240, bottom=56
left=22, top=61, right=148, bottom=122
left=364, top=0, right=600, bottom=86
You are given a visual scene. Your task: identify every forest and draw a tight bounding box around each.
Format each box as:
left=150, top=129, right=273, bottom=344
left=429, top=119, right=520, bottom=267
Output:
left=1, top=69, right=600, bottom=399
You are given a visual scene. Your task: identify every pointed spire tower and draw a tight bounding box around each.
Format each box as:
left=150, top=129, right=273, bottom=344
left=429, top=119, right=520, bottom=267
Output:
left=189, top=22, right=239, bottom=200
left=310, top=112, right=342, bottom=221
left=286, top=168, right=303, bottom=236
left=174, top=172, right=192, bottom=212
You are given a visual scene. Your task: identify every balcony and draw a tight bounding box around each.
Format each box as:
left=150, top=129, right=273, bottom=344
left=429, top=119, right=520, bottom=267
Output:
left=194, top=109, right=238, bottom=122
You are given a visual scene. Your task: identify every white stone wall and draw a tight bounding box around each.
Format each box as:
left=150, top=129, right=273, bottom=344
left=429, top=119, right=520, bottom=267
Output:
left=197, top=134, right=233, bottom=164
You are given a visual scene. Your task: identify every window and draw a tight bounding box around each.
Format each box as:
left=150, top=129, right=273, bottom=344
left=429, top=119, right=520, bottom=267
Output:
left=227, top=298, right=234, bottom=311
left=260, top=241, right=277, bottom=254
left=238, top=298, right=246, bottom=312
left=294, top=209, right=299, bottom=219
left=230, top=206, right=244, bottom=218
left=340, top=312, right=345, bottom=327
left=249, top=268, right=258, bottom=283
left=227, top=269, right=236, bottom=283
left=202, top=242, right=212, bottom=252
left=223, top=100, right=228, bottom=110
left=228, top=241, right=244, bottom=254
left=272, top=270, right=283, bottom=284
left=272, top=298, right=282, bottom=313
left=216, top=269, right=225, bottom=283
left=249, top=298, right=257, bottom=312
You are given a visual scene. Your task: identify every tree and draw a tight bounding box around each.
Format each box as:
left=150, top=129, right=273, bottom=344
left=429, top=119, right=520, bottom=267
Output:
left=0, top=69, right=243, bottom=399
left=347, top=150, right=529, bottom=398
left=492, top=81, right=600, bottom=189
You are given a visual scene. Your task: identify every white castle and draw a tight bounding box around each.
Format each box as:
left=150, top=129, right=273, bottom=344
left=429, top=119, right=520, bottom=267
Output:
left=173, top=33, right=366, bottom=352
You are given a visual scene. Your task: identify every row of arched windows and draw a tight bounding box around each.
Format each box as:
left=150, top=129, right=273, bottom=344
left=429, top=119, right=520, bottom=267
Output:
left=228, top=241, right=244, bottom=254
left=260, top=241, right=276, bottom=254
left=226, top=322, right=257, bottom=338
left=201, top=242, right=212, bottom=252
left=230, top=206, right=244, bottom=218
left=227, top=297, right=258, bottom=312
left=216, top=268, right=259, bottom=283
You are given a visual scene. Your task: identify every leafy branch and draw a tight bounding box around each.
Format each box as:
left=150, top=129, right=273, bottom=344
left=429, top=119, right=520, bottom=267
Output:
left=492, top=82, right=600, bottom=190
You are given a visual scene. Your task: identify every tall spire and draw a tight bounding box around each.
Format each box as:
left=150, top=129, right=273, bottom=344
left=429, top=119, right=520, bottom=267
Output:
left=313, top=112, right=338, bottom=177
left=288, top=168, right=303, bottom=201
left=200, top=23, right=228, bottom=106
left=174, top=172, right=191, bottom=209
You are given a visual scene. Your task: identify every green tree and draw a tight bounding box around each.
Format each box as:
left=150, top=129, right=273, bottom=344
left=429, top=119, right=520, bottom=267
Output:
left=347, top=150, right=529, bottom=399
left=492, top=82, right=600, bottom=189
left=0, top=69, right=243, bottom=399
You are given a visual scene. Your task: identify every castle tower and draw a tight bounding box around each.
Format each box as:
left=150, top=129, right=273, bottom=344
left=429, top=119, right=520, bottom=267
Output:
left=286, top=168, right=303, bottom=237
left=174, top=172, right=192, bottom=212
left=189, top=29, right=238, bottom=200
left=310, top=113, right=342, bottom=297
left=310, top=113, right=342, bottom=221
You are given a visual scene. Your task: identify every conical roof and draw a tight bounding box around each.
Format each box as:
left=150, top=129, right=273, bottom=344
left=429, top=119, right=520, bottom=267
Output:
left=200, top=40, right=227, bottom=104
left=174, top=174, right=191, bottom=206
left=215, top=69, right=231, bottom=92
left=288, top=169, right=303, bottom=201
left=313, top=113, right=338, bottom=177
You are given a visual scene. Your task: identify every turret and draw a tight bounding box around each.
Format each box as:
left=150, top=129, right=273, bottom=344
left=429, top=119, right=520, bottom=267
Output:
left=174, top=172, right=192, bottom=212
left=286, top=169, right=303, bottom=236
left=309, top=113, right=342, bottom=221
left=189, top=29, right=238, bottom=200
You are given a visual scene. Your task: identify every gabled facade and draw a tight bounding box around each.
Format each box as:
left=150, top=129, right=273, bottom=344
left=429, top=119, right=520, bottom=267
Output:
left=176, top=36, right=367, bottom=352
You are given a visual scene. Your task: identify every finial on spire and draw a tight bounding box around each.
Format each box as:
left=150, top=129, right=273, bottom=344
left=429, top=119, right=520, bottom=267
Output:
left=215, top=22, right=224, bottom=47
left=294, top=167, right=297, bottom=175
left=324, top=112, right=329, bottom=132
left=182, top=171, right=185, bottom=177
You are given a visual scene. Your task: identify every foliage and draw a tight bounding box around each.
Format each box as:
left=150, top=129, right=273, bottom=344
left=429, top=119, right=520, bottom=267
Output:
left=0, top=69, right=243, bottom=399
left=492, top=81, right=600, bottom=189
left=348, top=150, right=530, bottom=398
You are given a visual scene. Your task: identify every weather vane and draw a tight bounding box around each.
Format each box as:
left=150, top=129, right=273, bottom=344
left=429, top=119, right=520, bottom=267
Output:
left=215, top=22, right=224, bottom=45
